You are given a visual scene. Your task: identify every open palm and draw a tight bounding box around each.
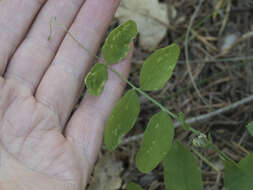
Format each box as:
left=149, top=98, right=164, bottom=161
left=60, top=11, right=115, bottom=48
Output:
left=0, top=0, right=132, bottom=189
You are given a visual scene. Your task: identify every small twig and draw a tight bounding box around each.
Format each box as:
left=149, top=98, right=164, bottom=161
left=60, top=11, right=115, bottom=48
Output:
left=184, top=0, right=209, bottom=106
left=215, top=172, right=222, bottom=189
left=231, top=7, right=253, bottom=12
left=219, top=0, right=231, bottom=36
left=231, top=140, right=249, bottom=155
left=238, top=131, right=248, bottom=146
left=177, top=55, right=253, bottom=64
left=121, top=94, right=253, bottom=145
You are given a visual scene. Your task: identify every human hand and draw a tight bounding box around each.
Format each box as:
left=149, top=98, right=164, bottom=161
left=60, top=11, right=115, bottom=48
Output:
left=0, top=0, right=132, bottom=189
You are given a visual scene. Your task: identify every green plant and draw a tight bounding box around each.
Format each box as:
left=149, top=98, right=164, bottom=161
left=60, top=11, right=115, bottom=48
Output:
left=127, top=183, right=144, bottom=190
left=50, top=19, right=253, bottom=190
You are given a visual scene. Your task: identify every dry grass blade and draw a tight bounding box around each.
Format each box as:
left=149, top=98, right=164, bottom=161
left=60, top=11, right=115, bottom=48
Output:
left=184, top=0, right=209, bottom=106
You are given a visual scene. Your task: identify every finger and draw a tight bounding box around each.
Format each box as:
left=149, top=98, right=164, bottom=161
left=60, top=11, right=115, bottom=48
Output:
left=4, top=0, right=85, bottom=92
left=65, top=47, right=133, bottom=182
left=35, top=0, right=120, bottom=127
left=0, top=0, right=46, bottom=76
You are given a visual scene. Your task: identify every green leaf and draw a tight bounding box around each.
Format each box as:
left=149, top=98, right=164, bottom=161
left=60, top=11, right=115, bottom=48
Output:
left=224, top=153, right=253, bottom=190
left=85, top=64, right=108, bottom=96
left=102, top=20, right=138, bottom=64
left=246, top=121, right=253, bottom=137
left=127, top=183, right=144, bottom=190
left=140, top=44, right=180, bottom=91
left=104, top=89, right=140, bottom=151
left=136, top=111, right=174, bottom=173
left=163, top=142, right=203, bottom=190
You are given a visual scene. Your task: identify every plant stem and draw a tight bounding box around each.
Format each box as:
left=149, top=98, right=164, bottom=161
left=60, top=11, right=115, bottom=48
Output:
left=208, top=143, right=237, bottom=166
left=51, top=19, right=235, bottom=165
left=51, top=19, right=178, bottom=119
left=189, top=126, right=202, bottom=135
left=192, top=147, right=220, bottom=172
left=107, top=65, right=177, bottom=119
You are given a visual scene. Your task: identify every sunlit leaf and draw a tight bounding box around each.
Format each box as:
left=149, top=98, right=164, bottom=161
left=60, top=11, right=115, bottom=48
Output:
left=246, top=121, right=253, bottom=137
left=85, top=64, right=108, bottom=96
left=224, top=153, right=253, bottom=190
left=104, top=89, right=140, bottom=151
left=127, top=182, right=144, bottom=190
left=102, top=20, right=138, bottom=64
left=163, top=142, right=203, bottom=190
left=140, top=44, right=180, bottom=91
left=136, top=111, right=174, bottom=173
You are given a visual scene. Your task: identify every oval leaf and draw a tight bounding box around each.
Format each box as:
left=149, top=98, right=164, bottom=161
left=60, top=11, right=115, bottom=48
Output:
left=102, top=20, right=138, bottom=64
left=246, top=121, right=253, bottom=137
left=127, top=183, right=144, bottom=190
left=163, top=142, right=203, bottom=190
left=224, top=153, right=253, bottom=190
left=136, top=111, right=174, bottom=173
left=140, top=44, right=180, bottom=91
left=85, top=64, right=108, bottom=96
left=104, top=89, right=140, bottom=151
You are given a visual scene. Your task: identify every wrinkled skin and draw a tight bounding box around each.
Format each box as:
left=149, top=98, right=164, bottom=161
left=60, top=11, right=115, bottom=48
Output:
left=0, top=0, right=132, bottom=189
